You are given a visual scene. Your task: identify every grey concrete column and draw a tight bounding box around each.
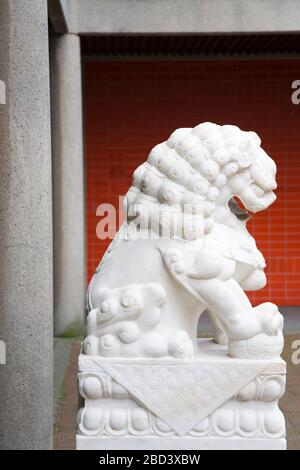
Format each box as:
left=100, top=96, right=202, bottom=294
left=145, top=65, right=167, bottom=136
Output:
left=0, top=80, right=5, bottom=104
left=0, top=0, right=53, bottom=449
left=50, top=33, right=85, bottom=337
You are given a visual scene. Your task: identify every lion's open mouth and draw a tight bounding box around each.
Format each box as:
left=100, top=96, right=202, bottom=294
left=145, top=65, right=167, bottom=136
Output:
left=228, top=197, right=251, bottom=221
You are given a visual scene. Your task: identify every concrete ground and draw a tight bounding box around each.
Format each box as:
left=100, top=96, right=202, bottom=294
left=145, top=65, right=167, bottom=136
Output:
left=54, top=312, right=300, bottom=450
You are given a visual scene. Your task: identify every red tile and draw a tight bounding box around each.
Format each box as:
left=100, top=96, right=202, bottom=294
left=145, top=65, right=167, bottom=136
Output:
left=85, top=59, right=300, bottom=306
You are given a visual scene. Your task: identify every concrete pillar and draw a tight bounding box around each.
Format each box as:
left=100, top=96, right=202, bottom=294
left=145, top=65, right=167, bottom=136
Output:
left=0, top=0, right=53, bottom=449
left=0, top=80, right=5, bottom=104
left=50, top=34, right=85, bottom=337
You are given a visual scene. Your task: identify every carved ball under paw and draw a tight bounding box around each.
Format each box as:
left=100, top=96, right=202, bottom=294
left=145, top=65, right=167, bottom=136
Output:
left=228, top=330, right=284, bottom=359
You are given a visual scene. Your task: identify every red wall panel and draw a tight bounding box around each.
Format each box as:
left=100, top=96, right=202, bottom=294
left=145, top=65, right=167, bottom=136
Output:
left=84, top=59, right=300, bottom=306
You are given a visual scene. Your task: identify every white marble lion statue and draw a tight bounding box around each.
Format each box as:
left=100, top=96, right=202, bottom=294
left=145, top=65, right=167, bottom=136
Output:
left=83, top=122, right=283, bottom=360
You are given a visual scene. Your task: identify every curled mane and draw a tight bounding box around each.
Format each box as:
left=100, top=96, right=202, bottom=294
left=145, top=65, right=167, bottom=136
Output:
left=124, top=122, right=261, bottom=240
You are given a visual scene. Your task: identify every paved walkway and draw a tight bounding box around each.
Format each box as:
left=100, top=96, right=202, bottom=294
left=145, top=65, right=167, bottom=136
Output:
left=54, top=334, right=300, bottom=450
left=54, top=340, right=80, bottom=450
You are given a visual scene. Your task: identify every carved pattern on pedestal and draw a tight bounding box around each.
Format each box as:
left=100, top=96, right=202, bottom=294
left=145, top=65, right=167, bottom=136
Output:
left=77, top=361, right=286, bottom=440
left=234, top=374, right=286, bottom=402
left=78, top=403, right=285, bottom=440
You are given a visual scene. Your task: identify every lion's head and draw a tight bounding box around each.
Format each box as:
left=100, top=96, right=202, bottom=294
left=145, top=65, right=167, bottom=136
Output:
left=124, top=122, right=277, bottom=240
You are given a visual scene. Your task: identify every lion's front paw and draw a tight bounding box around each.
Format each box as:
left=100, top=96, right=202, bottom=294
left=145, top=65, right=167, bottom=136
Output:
left=228, top=303, right=284, bottom=359
left=253, top=302, right=284, bottom=336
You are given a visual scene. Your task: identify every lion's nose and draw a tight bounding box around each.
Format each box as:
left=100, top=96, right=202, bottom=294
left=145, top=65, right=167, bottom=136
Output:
left=270, top=180, right=277, bottom=190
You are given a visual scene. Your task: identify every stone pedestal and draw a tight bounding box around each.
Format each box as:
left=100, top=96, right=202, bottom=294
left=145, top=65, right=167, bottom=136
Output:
left=77, top=340, right=286, bottom=450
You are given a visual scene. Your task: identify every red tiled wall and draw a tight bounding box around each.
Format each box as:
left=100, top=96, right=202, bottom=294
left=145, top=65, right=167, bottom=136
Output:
left=85, top=60, right=300, bottom=306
